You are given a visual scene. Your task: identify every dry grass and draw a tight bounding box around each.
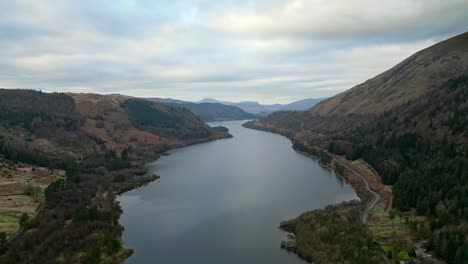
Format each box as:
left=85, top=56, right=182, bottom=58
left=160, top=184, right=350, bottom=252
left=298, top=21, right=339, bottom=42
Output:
left=0, top=158, right=64, bottom=236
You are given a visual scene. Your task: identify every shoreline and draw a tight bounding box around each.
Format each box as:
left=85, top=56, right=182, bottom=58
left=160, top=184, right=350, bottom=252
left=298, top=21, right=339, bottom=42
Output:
left=243, top=121, right=390, bottom=263
left=0, top=130, right=231, bottom=263
left=113, top=132, right=232, bottom=263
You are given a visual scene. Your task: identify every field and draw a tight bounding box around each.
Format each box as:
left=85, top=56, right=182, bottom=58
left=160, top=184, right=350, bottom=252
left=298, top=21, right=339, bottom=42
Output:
left=0, top=158, right=64, bottom=237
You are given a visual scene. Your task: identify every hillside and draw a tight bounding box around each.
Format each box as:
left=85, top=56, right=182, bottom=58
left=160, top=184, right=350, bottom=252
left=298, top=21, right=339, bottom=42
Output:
left=71, top=93, right=229, bottom=160
left=245, top=32, right=468, bottom=264
left=0, top=90, right=229, bottom=165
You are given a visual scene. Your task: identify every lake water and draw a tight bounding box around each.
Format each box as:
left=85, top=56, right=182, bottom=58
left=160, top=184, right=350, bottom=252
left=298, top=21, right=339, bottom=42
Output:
left=118, top=120, right=358, bottom=263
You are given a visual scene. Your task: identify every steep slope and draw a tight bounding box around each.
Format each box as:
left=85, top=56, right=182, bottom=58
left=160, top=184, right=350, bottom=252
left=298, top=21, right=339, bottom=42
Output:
left=246, top=32, right=468, bottom=264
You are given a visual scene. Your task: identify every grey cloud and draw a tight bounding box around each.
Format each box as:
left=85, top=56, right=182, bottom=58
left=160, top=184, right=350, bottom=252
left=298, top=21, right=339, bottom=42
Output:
left=0, top=0, right=466, bottom=103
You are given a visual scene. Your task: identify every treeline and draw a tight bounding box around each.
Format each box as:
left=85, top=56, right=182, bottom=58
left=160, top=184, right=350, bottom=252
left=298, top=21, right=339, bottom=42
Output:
left=0, top=89, right=79, bottom=134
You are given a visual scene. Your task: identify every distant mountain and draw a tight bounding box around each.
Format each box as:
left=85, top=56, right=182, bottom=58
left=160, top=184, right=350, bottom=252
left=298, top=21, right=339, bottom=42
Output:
left=149, top=97, right=189, bottom=104
left=280, top=98, right=325, bottom=111
left=245, top=32, right=468, bottom=264
left=197, top=98, right=325, bottom=115
left=163, top=102, right=259, bottom=122
left=197, top=98, right=224, bottom=104
left=197, top=98, right=276, bottom=114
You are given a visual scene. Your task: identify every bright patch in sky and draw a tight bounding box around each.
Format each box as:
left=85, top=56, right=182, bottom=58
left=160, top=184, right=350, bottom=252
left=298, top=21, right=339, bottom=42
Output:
left=0, top=0, right=467, bottom=103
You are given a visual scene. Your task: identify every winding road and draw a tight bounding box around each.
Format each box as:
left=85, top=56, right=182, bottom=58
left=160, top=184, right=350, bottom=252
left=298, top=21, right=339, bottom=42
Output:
left=326, top=154, right=392, bottom=264
left=282, top=123, right=389, bottom=262
left=328, top=155, right=380, bottom=225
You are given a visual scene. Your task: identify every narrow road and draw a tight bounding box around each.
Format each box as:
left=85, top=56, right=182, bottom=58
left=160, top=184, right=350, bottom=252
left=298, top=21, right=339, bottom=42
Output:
left=296, top=135, right=389, bottom=262
left=328, top=154, right=391, bottom=264
left=329, top=155, right=380, bottom=225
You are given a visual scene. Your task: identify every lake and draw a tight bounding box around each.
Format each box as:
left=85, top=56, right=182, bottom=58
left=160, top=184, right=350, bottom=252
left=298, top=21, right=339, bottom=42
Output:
left=118, top=120, right=358, bottom=263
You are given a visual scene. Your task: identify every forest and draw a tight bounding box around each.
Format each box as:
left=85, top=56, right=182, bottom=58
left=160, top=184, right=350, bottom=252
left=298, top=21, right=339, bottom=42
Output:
left=121, top=98, right=214, bottom=139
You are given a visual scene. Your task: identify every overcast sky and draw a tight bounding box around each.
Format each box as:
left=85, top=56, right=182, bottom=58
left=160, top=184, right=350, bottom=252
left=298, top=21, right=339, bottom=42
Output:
left=0, top=0, right=467, bottom=103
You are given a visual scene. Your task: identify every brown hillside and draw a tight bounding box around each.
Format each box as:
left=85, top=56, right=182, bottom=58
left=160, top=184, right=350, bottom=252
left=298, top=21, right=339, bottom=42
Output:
left=0, top=90, right=229, bottom=166
left=70, top=93, right=168, bottom=155
left=70, top=93, right=229, bottom=160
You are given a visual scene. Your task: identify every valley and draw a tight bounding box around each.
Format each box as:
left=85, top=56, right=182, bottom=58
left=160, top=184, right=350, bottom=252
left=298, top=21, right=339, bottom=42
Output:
left=0, top=9, right=466, bottom=263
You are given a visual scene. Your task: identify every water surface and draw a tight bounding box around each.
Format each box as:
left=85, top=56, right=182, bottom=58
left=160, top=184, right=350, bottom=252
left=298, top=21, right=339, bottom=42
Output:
left=118, top=120, right=358, bottom=263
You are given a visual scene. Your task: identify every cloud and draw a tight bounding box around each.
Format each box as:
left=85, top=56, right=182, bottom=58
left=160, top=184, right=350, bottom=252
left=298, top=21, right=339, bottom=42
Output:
left=211, top=0, right=468, bottom=41
left=0, top=0, right=466, bottom=103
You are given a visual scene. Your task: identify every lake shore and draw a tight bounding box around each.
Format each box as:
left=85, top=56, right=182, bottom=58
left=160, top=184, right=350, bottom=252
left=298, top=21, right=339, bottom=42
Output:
left=118, top=120, right=358, bottom=264
left=243, top=121, right=391, bottom=263
left=243, top=120, right=441, bottom=264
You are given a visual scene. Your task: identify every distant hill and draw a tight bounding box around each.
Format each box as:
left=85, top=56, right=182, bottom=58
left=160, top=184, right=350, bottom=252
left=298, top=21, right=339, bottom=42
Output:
left=197, top=98, right=325, bottom=115
left=280, top=98, right=325, bottom=111
left=245, top=32, right=468, bottom=264
left=167, top=102, right=259, bottom=122
left=149, top=97, right=189, bottom=104
left=198, top=98, right=278, bottom=114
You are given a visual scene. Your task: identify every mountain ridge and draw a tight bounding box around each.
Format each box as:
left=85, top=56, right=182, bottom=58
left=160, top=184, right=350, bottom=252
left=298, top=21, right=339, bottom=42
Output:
left=198, top=97, right=325, bottom=114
